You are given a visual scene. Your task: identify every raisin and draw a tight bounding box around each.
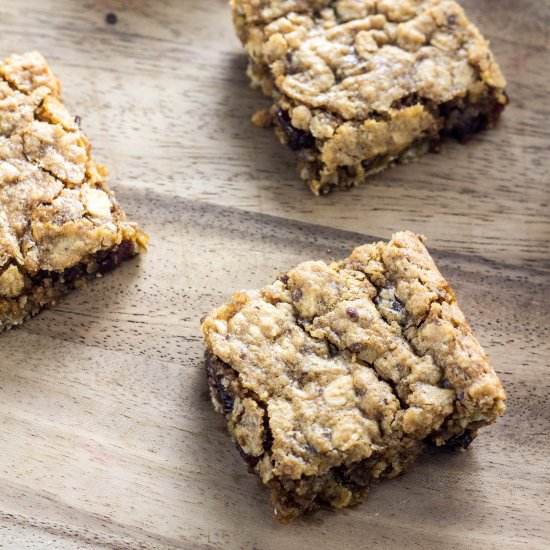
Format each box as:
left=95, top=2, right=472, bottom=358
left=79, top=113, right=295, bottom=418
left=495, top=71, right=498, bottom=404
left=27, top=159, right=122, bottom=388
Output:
left=451, top=114, right=484, bottom=144
left=275, top=109, right=315, bottom=151
left=32, top=270, right=59, bottom=284
left=292, top=288, right=303, bottom=302
left=346, top=307, right=359, bottom=321
left=105, top=12, right=118, bottom=25
left=205, top=355, right=235, bottom=414
left=398, top=93, right=420, bottom=108
left=97, top=240, right=135, bottom=274
left=209, top=375, right=234, bottom=414
left=279, top=274, right=289, bottom=285
left=327, top=341, right=339, bottom=357
left=391, top=300, right=403, bottom=313
left=444, top=430, right=475, bottom=450
left=349, top=342, right=362, bottom=353
left=63, top=263, right=85, bottom=284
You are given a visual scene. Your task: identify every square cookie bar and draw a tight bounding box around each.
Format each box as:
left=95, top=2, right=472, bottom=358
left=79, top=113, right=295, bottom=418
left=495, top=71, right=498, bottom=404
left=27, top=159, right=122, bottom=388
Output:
left=201, top=231, right=505, bottom=522
left=0, top=52, right=148, bottom=331
left=231, top=0, right=508, bottom=194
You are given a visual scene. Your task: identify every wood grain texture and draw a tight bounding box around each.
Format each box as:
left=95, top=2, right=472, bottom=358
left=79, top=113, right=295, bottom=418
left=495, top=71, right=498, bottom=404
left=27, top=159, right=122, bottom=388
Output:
left=0, top=0, right=548, bottom=548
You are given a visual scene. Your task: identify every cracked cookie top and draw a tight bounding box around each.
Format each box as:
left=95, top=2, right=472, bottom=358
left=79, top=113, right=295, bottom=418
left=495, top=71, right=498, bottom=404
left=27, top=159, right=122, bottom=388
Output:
left=201, top=231, right=505, bottom=481
left=232, top=0, right=506, bottom=121
left=0, top=52, right=147, bottom=296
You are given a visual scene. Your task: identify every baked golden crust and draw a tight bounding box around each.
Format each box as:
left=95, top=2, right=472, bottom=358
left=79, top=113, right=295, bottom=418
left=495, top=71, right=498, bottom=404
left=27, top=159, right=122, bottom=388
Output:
left=201, top=231, right=505, bottom=521
left=0, top=52, right=148, bottom=330
left=231, top=0, right=508, bottom=193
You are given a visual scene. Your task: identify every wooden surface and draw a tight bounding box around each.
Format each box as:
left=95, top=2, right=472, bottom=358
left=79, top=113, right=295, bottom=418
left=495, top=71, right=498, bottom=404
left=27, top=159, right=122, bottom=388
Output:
left=0, top=0, right=549, bottom=548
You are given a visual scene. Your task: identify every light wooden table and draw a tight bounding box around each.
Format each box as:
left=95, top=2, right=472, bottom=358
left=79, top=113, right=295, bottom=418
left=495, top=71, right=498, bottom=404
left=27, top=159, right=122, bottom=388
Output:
left=0, top=1, right=548, bottom=548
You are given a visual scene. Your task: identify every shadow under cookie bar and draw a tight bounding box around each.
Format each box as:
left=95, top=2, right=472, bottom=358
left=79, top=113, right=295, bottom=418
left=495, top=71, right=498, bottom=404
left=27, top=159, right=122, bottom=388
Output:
left=232, top=0, right=508, bottom=194
left=201, top=231, right=505, bottom=522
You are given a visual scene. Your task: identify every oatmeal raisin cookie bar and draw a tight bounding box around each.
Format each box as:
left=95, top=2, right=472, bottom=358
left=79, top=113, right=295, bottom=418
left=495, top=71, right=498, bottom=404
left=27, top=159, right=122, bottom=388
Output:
left=201, top=231, right=505, bottom=521
left=0, top=52, right=148, bottom=330
left=232, top=0, right=508, bottom=194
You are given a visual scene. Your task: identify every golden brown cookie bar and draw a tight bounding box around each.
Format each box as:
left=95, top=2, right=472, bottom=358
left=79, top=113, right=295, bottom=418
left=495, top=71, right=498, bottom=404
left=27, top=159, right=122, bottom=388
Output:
left=231, top=0, right=508, bottom=194
left=201, top=231, right=505, bottom=522
left=0, top=52, right=148, bottom=331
